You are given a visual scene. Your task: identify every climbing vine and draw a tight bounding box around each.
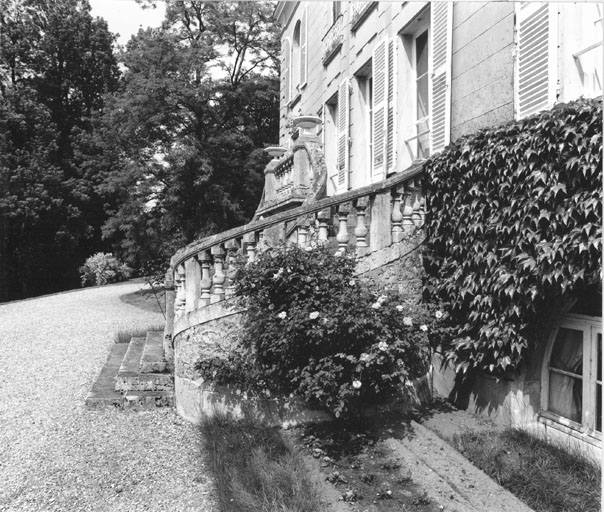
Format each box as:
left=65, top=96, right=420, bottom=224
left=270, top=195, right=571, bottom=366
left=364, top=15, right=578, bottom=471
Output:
left=423, top=98, right=602, bottom=376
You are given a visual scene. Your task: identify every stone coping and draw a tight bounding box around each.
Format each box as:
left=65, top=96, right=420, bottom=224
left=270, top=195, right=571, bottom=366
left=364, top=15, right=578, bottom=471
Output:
left=171, top=162, right=424, bottom=269
left=174, top=298, right=244, bottom=338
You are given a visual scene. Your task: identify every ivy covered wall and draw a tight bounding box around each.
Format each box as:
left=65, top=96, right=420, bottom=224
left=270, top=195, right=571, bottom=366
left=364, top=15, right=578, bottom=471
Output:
left=423, top=98, right=602, bottom=377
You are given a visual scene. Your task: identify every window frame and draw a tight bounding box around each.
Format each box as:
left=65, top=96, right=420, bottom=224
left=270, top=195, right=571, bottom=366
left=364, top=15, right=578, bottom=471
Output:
left=541, top=312, right=602, bottom=443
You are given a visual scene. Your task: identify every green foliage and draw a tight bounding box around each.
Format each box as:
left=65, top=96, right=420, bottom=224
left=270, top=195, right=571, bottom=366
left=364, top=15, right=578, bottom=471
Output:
left=423, top=98, right=602, bottom=376
left=88, top=1, right=279, bottom=273
left=213, top=245, right=431, bottom=418
left=0, top=0, right=119, bottom=301
left=79, top=252, right=132, bottom=287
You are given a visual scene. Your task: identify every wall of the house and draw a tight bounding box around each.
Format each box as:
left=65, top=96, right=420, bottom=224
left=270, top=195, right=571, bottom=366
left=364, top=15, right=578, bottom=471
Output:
left=450, top=2, right=515, bottom=139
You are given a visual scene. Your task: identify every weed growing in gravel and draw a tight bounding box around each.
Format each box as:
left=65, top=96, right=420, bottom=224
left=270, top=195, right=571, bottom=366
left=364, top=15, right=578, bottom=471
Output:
left=453, top=428, right=600, bottom=512
left=199, top=413, right=328, bottom=512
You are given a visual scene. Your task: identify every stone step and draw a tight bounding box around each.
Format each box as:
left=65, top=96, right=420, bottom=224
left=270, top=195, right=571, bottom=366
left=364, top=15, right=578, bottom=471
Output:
left=118, top=335, right=146, bottom=375
left=86, top=335, right=174, bottom=411
left=116, top=371, right=173, bottom=392
left=85, top=343, right=129, bottom=409
left=115, top=333, right=173, bottom=392
left=140, top=330, right=167, bottom=373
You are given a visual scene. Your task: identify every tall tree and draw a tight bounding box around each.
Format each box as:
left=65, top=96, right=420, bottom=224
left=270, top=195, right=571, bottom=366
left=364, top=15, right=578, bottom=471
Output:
left=0, top=0, right=119, bottom=301
left=94, top=1, right=280, bottom=272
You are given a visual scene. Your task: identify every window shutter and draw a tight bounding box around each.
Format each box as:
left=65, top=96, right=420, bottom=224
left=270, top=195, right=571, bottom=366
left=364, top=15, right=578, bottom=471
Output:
left=516, top=3, right=552, bottom=118
left=430, top=1, right=451, bottom=154
left=372, top=39, right=388, bottom=180
left=300, top=6, right=308, bottom=86
left=282, top=38, right=290, bottom=104
left=386, top=38, right=397, bottom=174
left=337, top=79, right=350, bottom=191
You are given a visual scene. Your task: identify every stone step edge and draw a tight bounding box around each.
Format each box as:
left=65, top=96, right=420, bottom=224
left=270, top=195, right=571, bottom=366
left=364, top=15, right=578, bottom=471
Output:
left=140, top=330, right=167, bottom=373
left=85, top=343, right=129, bottom=408
left=115, top=373, right=174, bottom=392
left=86, top=390, right=175, bottom=410
left=118, top=335, right=146, bottom=375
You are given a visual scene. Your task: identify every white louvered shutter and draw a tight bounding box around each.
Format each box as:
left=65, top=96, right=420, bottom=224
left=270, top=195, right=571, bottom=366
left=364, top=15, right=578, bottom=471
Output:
left=282, top=38, right=290, bottom=104
left=516, top=3, right=552, bottom=118
left=337, top=79, right=350, bottom=191
left=372, top=39, right=388, bottom=181
left=386, top=38, right=396, bottom=174
left=430, top=1, right=451, bottom=154
left=300, top=6, right=308, bottom=86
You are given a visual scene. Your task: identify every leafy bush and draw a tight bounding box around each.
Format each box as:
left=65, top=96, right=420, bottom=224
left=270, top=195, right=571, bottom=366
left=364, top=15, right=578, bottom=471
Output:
left=79, top=252, right=133, bottom=287
left=423, top=98, right=602, bottom=376
left=205, top=244, right=432, bottom=418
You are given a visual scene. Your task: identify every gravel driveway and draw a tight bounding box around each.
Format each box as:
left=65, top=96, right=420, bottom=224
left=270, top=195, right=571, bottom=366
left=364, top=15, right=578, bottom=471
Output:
left=0, top=281, right=216, bottom=511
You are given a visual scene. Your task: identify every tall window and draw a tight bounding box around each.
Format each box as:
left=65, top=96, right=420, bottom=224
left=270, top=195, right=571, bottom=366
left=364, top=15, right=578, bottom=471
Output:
left=292, top=21, right=301, bottom=94
left=414, top=29, right=430, bottom=159
left=332, top=1, right=341, bottom=24
left=542, top=292, right=602, bottom=436
left=515, top=3, right=603, bottom=119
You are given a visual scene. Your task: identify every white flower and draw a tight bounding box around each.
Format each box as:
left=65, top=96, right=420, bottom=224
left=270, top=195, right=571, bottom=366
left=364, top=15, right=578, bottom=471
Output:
left=235, top=389, right=241, bottom=396
left=403, top=316, right=413, bottom=326
left=420, top=324, right=428, bottom=332
left=378, top=341, right=388, bottom=351
left=278, top=311, right=287, bottom=319
left=352, top=380, right=362, bottom=389
left=322, top=317, right=329, bottom=324
left=360, top=353, right=370, bottom=362
left=349, top=279, right=356, bottom=286
left=435, top=310, right=444, bottom=319
left=371, top=302, right=381, bottom=309
left=272, top=268, right=284, bottom=280
left=396, top=305, right=405, bottom=312
left=309, top=311, right=320, bottom=320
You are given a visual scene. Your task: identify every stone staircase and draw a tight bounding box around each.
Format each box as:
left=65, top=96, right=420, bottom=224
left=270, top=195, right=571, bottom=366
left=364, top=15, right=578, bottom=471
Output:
left=85, top=330, right=174, bottom=409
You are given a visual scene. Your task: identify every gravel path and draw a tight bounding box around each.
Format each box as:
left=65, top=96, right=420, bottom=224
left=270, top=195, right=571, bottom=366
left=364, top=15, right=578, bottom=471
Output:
left=0, top=282, right=216, bottom=511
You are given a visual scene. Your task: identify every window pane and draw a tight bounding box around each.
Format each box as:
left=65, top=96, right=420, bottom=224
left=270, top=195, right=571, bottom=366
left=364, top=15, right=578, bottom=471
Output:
left=597, top=332, right=601, bottom=382
left=548, top=327, right=583, bottom=424
left=550, top=328, right=583, bottom=375
left=415, top=31, right=429, bottom=77
left=597, top=383, right=601, bottom=432
left=417, top=75, right=429, bottom=121
left=549, top=372, right=582, bottom=423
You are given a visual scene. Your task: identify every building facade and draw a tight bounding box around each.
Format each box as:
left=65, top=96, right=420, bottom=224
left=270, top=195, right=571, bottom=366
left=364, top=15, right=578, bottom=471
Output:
left=274, top=1, right=602, bottom=456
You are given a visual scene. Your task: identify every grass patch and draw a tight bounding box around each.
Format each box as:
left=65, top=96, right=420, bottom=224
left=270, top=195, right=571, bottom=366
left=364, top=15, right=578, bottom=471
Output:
left=200, top=414, right=329, bottom=512
left=452, top=428, right=600, bottom=512
left=114, top=325, right=164, bottom=344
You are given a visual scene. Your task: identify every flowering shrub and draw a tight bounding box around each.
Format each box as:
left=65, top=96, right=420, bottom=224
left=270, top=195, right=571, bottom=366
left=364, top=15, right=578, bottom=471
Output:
left=79, top=252, right=133, bottom=287
left=224, top=244, right=432, bottom=418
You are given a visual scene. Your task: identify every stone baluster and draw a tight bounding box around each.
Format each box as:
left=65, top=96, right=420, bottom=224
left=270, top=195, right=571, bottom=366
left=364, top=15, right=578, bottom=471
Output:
left=185, top=256, right=201, bottom=312
left=335, top=203, right=351, bottom=256
left=163, top=269, right=175, bottom=365
left=211, top=245, right=226, bottom=303
left=391, top=188, right=403, bottom=243
left=419, top=196, right=426, bottom=227
left=297, top=219, right=310, bottom=250
left=197, top=250, right=212, bottom=306
left=354, top=196, right=369, bottom=251
left=402, top=186, right=415, bottom=236
left=174, top=265, right=186, bottom=315
left=316, top=210, right=330, bottom=245
left=412, top=194, right=422, bottom=228
left=225, top=238, right=240, bottom=297
left=243, top=232, right=257, bottom=263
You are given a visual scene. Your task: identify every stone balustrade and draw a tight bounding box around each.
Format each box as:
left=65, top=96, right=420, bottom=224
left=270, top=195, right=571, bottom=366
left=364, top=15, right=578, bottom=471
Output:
left=166, top=161, right=426, bottom=355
